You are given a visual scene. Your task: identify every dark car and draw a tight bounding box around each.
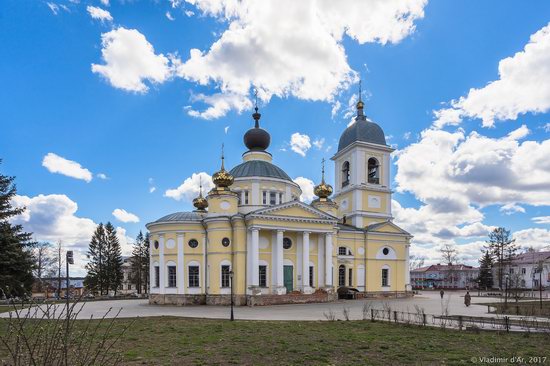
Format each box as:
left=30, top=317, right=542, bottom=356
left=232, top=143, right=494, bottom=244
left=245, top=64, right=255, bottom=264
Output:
left=337, top=286, right=359, bottom=300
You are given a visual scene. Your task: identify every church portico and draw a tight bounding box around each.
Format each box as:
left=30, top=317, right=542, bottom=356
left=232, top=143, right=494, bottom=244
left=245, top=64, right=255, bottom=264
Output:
left=146, top=93, right=412, bottom=306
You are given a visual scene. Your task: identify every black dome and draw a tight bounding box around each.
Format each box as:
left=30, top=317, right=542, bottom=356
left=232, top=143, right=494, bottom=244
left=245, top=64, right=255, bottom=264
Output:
left=338, top=117, right=386, bottom=151
left=244, top=127, right=270, bottom=151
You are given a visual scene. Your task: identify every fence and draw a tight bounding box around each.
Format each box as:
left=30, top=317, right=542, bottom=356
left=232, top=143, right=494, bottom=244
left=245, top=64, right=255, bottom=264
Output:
left=367, top=308, right=550, bottom=333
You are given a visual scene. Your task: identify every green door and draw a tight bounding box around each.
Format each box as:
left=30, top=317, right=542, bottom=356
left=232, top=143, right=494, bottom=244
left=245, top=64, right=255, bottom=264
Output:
left=284, top=265, right=293, bottom=293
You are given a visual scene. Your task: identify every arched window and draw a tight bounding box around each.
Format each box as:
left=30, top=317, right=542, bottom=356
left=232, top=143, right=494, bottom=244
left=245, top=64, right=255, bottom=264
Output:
left=342, top=161, right=350, bottom=187
left=368, top=158, right=379, bottom=184
left=338, top=265, right=346, bottom=287
left=381, top=266, right=390, bottom=287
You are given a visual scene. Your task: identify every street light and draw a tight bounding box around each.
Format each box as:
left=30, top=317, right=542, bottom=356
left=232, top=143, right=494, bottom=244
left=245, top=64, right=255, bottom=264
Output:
left=504, top=273, right=509, bottom=309
left=229, top=270, right=234, bottom=321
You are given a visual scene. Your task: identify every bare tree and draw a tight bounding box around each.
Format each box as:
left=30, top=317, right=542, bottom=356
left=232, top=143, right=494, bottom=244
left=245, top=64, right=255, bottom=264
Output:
left=409, top=255, right=426, bottom=271
left=32, top=242, right=57, bottom=291
left=440, top=244, right=459, bottom=287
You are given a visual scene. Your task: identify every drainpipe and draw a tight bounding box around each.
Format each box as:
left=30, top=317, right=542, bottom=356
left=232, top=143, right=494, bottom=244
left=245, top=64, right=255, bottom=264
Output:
left=363, top=228, right=368, bottom=293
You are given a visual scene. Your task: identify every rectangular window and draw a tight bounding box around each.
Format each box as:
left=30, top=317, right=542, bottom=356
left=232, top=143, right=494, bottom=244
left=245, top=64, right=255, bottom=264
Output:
left=154, top=266, right=160, bottom=287
left=382, top=268, right=389, bottom=287
left=262, top=191, right=267, bottom=205
left=509, top=268, right=514, bottom=274
left=269, top=192, right=276, bottom=205
left=338, top=266, right=345, bottom=287
left=244, top=191, right=249, bottom=205
left=221, top=265, right=230, bottom=288
left=259, top=265, right=267, bottom=287
left=348, top=268, right=353, bottom=287
left=309, top=266, right=314, bottom=287
left=168, top=266, right=177, bottom=287
left=338, top=247, right=347, bottom=256
left=189, top=266, right=200, bottom=287
left=279, top=192, right=284, bottom=204
left=522, top=268, right=526, bottom=274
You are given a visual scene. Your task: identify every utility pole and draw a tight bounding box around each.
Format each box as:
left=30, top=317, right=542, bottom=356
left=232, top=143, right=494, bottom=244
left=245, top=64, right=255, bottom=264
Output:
left=65, top=250, right=74, bottom=366
left=230, top=270, right=234, bottom=321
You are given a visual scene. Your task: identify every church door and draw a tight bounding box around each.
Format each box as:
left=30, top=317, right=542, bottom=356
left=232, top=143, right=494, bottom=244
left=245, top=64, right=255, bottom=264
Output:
left=284, top=265, right=293, bottom=293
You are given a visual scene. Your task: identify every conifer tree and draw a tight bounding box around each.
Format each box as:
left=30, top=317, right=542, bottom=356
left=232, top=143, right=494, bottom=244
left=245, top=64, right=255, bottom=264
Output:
left=143, top=232, right=150, bottom=294
left=104, top=222, right=123, bottom=295
left=130, top=231, right=144, bottom=294
left=478, top=250, right=494, bottom=289
left=85, top=223, right=107, bottom=295
left=485, top=227, right=518, bottom=289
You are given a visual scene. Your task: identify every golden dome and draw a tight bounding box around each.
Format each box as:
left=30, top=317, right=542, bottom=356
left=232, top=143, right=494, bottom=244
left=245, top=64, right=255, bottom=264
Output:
left=314, top=158, right=333, bottom=200
left=212, top=144, right=234, bottom=189
left=193, top=178, right=208, bottom=211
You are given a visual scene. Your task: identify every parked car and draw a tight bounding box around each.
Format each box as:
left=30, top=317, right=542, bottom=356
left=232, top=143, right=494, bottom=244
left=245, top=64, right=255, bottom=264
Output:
left=337, top=287, right=359, bottom=300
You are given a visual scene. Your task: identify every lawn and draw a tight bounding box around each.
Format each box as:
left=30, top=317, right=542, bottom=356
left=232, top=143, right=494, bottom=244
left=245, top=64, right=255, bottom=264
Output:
left=486, top=300, right=550, bottom=317
left=4, top=316, right=546, bottom=365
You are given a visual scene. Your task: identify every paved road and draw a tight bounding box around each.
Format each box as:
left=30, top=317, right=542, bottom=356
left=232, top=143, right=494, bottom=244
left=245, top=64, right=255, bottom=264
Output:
left=1, top=290, right=508, bottom=321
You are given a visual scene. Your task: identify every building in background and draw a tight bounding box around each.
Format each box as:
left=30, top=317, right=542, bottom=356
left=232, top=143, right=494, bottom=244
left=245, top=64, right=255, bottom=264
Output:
left=500, top=251, right=550, bottom=289
left=32, top=277, right=86, bottom=299
left=146, top=97, right=413, bottom=306
left=411, top=264, right=479, bottom=289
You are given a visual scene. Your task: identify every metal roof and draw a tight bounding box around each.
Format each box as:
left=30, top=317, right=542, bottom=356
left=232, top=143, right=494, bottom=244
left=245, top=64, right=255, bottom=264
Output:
left=338, top=116, right=386, bottom=151
left=230, top=160, right=292, bottom=182
left=153, top=212, right=203, bottom=223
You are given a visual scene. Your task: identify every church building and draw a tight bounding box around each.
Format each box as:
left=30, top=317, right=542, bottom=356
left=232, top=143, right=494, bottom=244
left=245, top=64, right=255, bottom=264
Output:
left=146, top=96, right=412, bottom=306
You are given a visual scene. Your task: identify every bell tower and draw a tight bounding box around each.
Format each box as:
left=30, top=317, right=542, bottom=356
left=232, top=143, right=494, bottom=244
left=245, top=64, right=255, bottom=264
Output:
left=331, top=88, right=394, bottom=228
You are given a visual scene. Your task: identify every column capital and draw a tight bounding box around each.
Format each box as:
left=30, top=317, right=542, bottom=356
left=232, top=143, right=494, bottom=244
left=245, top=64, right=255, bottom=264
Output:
left=249, top=226, right=260, bottom=232
left=276, top=229, right=285, bottom=234
left=303, top=231, right=311, bottom=236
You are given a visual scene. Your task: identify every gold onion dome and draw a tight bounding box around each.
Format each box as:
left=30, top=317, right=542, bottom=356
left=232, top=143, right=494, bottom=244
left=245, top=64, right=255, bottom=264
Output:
left=212, top=144, right=234, bottom=189
left=193, top=178, right=208, bottom=211
left=314, top=159, right=333, bottom=199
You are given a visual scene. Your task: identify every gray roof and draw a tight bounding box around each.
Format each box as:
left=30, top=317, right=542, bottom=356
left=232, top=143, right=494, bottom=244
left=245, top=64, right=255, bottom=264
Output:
left=338, top=117, right=386, bottom=151
left=153, top=212, right=203, bottom=223
left=230, top=160, right=292, bottom=182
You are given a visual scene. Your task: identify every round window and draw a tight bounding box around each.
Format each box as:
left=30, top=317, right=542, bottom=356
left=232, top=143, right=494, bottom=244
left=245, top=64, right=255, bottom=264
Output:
left=154, top=240, right=159, bottom=249
left=222, top=237, right=230, bottom=247
left=382, top=247, right=389, bottom=255
left=188, top=239, right=199, bottom=248
left=283, top=237, right=292, bottom=249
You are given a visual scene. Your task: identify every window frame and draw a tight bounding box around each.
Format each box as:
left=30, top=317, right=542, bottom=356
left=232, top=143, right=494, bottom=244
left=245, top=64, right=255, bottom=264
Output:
left=188, top=265, right=200, bottom=288
left=259, top=265, right=267, bottom=287
left=244, top=190, right=249, bottom=205
left=338, top=265, right=346, bottom=287
left=342, top=161, right=350, bottom=187
left=221, top=265, right=231, bottom=288
left=348, top=268, right=353, bottom=287
left=154, top=266, right=160, bottom=288
left=309, top=266, right=314, bottom=287
left=367, top=157, right=380, bottom=184
left=382, top=268, right=389, bottom=287
left=167, top=265, right=177, bottom=288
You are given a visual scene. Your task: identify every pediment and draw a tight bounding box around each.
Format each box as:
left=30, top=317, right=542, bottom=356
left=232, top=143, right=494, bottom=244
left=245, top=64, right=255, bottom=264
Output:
left=248, top=201, right=337, bottom=221
left=366, top=220, right=411, bottom=236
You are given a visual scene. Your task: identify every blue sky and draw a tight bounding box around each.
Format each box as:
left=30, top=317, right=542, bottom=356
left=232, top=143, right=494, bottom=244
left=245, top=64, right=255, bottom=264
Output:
left=2, top=0, right=550, bottom=272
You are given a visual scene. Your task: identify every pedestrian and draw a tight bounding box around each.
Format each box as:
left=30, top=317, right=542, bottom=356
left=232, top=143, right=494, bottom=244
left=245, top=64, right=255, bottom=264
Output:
left=464, top=291, right=471, bottom=307
left=440, top=289, right=444, bottom=299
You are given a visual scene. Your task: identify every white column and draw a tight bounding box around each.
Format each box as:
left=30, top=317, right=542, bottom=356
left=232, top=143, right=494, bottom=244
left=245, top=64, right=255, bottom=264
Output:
left=177, top=233, right=185, bottom=294
left=251, top=228, right=259, bottom=287
left=318, top=234, right=325, bottom=287
left=246, top=230, right=252, bottom=288
left=149, top=238, right=155, bottom=292
left=159, top=234, right=165, bottom=294
left=405, top=244, right=411, bottom=291
left=302, top=231, right=312, bottom=293
left=325, top=233, right=333, bottom=287
left=276, top=230, right=284, bottom=293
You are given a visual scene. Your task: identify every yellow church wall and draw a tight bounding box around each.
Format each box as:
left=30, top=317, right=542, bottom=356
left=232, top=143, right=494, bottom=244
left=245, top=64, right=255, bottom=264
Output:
left=365, top=260, right=405, bottom=292
left=335, top=191, right=353, bottom=216
left=360, top=191, right=388, bottom=214
left=267, top=206, right=320, bottom=218
left=206, top=193, right=239, bottom=215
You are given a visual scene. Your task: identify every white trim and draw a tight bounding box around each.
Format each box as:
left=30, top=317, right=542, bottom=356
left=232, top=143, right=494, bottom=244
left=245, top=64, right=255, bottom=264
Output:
left=376, top=246, right=397, bottom=260
left=187, top=260, right=201, bottom=294
left=220, top=260, right=232, bottom=295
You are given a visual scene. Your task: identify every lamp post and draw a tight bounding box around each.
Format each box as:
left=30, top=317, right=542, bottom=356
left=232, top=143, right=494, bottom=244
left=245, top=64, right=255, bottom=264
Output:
left=65, top=250, right=74, bottom=366
left=229, top=270, right=234, bottom=321
left=504, top=273, right=509, bottom=309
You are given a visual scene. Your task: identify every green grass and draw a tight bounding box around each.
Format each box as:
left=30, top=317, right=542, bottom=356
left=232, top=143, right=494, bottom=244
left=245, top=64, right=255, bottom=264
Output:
left=485, top=300, right=550, bottom=317
left=1, top=316, right=549, bottom=365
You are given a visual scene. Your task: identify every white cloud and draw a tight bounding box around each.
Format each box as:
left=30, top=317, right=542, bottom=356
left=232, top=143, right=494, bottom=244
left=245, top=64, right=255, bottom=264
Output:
left=96, top=173, right=108, bottom=180
left=403, top=131, right=411, bottom=140
left=100, top=0, right=109, bottom=6
left=47, top=2, right=69, bottom=15
left=92, top=27, right=175, bottom=93
left=165, top=172, right=214, bottom=201
left=187, top=92, right=252, bottom=120
left=543, top=123, right=550, bottom=132
left=224, top=126, right=230, bottom=134
left=42, top=153, right=93, bottom=182
left=87, top=5, right=113, bottom=22
left=184, top=10, right=195, bottom=17
left=312, top=137, right=325, bottom=150
left=331, top=101, right=341, bottom=119
left=513, top=228, right=550, bottom=251
left=293, top=177, right=315, bottom=203
left=290, top=132, right=311, bottom=157
left=148, top=177, right=156, bottom=193
left=112, top=208, right=140, bottom=223
left=173, top=0, right=426, bottom=118
left=499, top=203, right=525, bottom=215
left=434, top=22, right=550, bottom=128
left=166, top=11, right=175, bottom=21
left=149, top=186, right=156, bottom=193
left=532, top=216, right=550, bottom=225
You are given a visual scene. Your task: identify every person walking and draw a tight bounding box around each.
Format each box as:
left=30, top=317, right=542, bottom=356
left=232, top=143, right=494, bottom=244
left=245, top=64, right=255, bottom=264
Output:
left=464, top=291, right=471, bottom=307
left=440, top=289, right=444, bottom=299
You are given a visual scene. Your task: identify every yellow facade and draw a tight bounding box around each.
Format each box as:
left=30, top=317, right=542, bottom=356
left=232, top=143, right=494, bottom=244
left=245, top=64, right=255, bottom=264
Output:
left=146, top=102, right=412, bottom=305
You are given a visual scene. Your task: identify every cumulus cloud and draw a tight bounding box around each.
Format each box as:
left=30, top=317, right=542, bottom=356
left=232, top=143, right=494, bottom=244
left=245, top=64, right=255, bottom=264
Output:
left=293, top=177, right=315, bottom=202
left=312, top=138, right=325, bottom=150
left=434, top=22, right=550, bottom=128
left=112, top=208, right=140, bottom=223
left=96, top=173, right=108, bottom=180
left=42, top=153, right=93, bottom=182
left=92, top=27, right=175, bottom=93
left=290, top=132, right=311, bottom=157
left=532, top=216, right=550, bottom=225
left=171, top=0, right=426, bottom=118
left=499, top=203, right=526, bottom=215
left=513, top=228, right=550, bottom=251
left=187, top=92, right=252, bottom=120
left=544, top=123, right=550, bottom=132
left=86, top=5, right=113, bottom=22
left=100, top=0, right=109, bottom=6
left=47, top=2, right=69, bottom=15
left=165, top=172, right=214, bottom=201
left=166, top=11, right=175, bottom=21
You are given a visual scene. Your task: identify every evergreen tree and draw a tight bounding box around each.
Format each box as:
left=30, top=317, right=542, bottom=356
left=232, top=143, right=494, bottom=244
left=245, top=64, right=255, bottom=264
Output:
left=85, top=224, right=107, bottom=295
left=143, top=232, right=150, bottom=294
left=0, top=161, right=35, bottom=298
left=485, top=227, right=518, bottom=289
left=478, top=250, right=494, bottom=289
left=130, top=231, right=144, bottom=294
left=104, top=222, right=123, bottom=295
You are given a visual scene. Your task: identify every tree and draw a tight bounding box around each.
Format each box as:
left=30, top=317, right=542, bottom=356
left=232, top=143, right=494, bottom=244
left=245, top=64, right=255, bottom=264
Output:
left=32, top=241, right=57, bottom=291
left=478, top=250, right=494, bottom=289
left=104, top=222, right=123, bottom=295
left=143, top=232, right=150, bottom=294
left=85, top=224, right=107, bottom=295
left=409, top=255, right=426, bottom=271
left=439, top=243, right=458, bottom=265
left=0, top=161, right=35, bottom=297
left=485, top=227, right=518, bottom=290
left=131, top=231, right=150, bottom=294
